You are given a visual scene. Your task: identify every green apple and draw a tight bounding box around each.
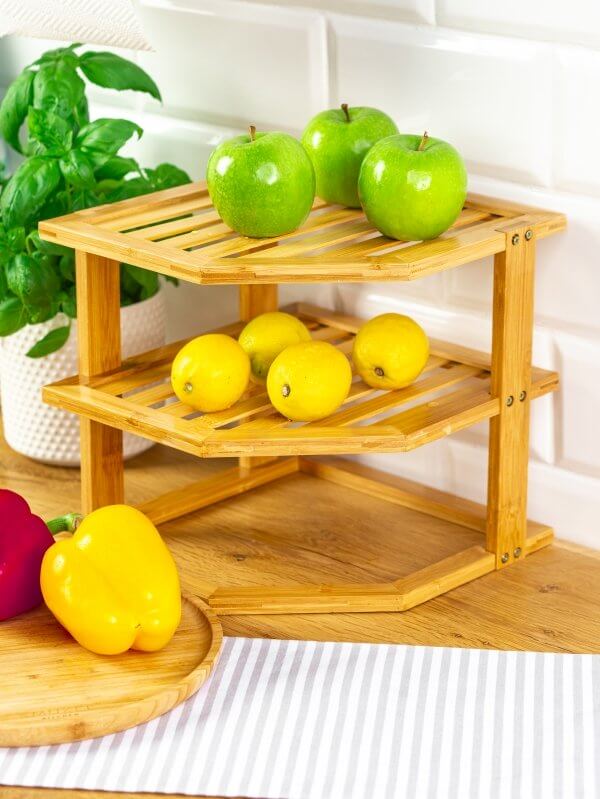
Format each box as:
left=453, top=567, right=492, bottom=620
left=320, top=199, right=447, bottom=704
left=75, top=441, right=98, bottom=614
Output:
left=206, top=126, right=315, bottom=238
left=358, top=132, right=468, bottom=241
left=301, top=104, right=398, bottom=208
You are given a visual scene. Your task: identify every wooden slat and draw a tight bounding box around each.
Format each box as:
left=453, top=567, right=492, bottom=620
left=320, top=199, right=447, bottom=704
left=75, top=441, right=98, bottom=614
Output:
left=126, top=381, right=173, bottom=406
left=323, top=207, right=493, bottom=261
left=394, top=546, right=496, bottom=610
left=259, top=219, right=375, bottom=258
left=75, top=252, right=124, bottom=512
left=59, top=181, right=208, bottom=224
left=193, top=205, right=355, bottom=259
left=106, top=194, right=214, bottom=232
left=137, top=457, right=299, bottom=525
left=208, top=546, right=495, bottom=614
left=133, top=210, right=222, bottom=241
left=299, top=456, right=553, bottom=543
left=486, top=225, right=535, bottom=568
left=310, top=363, right=481, bottom=428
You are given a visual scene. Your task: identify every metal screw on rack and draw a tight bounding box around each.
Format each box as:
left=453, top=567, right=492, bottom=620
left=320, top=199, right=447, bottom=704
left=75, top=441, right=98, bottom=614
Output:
left=525, top=230, right=533, bottom=241
left=514, top=547, right=522, bottom=558
left=506, top=395, right=514, bottom=406
left=519, top=390, right=527, bottom=402
left=501, top=552, right=510, bottom=564
left=512, top=234, right=520, bottom=245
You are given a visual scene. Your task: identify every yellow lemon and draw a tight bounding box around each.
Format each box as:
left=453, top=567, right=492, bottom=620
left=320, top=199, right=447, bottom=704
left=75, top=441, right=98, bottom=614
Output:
left=267, top=341, right=352, bottom=422
left=171, top=333, right=250, bottom=412
left=239, top=311, right=311, bottom=383
left=352, top=313, right=429, bottom=389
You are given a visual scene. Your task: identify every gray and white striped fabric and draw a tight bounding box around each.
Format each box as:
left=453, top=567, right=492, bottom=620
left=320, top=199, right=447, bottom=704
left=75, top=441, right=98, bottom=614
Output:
left=1, top=637, right=599, bottom=798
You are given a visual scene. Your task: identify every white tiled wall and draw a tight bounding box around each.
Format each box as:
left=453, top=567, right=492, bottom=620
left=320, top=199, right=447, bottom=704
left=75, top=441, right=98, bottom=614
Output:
left=1, top=0, right=599, bottom=545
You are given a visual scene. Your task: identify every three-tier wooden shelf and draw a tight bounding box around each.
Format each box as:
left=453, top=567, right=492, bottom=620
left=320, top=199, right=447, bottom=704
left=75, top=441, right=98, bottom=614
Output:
left=39, top=181, right=566, bottom=615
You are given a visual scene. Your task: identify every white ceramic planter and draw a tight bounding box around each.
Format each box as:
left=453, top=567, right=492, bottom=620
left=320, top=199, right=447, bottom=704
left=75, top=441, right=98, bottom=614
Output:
left=0, top=288, right=167, bottom=466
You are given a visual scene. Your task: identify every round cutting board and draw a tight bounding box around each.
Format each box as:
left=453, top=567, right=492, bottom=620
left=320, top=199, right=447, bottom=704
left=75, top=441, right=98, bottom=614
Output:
left=0, top=595, right=222, bottom=747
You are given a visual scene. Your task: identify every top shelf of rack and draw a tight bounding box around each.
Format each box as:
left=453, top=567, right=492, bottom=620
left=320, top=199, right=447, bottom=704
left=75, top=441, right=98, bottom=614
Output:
left=39, top=181, right=566, bottom=286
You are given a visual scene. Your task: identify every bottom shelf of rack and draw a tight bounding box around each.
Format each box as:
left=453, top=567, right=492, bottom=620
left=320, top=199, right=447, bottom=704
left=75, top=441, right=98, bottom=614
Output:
left=135, top=455, right=553, bottom=616
left=42, top=303, right=559, bottom=458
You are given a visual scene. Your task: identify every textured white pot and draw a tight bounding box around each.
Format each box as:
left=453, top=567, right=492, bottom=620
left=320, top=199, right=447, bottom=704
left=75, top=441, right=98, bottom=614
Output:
left=0, top=288, right=167, bottom=466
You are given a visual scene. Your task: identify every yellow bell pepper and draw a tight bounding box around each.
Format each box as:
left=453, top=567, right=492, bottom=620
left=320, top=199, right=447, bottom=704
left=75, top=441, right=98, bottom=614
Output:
left=41, top=505, right=181, bottom=656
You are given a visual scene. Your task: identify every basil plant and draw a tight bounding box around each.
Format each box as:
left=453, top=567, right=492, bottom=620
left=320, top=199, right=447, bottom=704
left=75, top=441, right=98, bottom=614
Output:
left=0, top=43, right=190, bottom=357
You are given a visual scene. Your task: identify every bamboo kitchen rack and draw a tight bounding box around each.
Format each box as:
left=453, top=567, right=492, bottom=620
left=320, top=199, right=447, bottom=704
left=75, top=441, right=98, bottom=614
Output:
left=40, top=181, right=566, bottom=615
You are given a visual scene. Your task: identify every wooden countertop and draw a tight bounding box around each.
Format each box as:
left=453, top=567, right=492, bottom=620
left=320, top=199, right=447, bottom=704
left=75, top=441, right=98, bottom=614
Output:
left=1, top=432, right=599, bottom=799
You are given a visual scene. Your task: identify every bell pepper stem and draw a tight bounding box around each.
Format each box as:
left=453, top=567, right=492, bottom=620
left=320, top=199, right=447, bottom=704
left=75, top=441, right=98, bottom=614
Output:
left=46, top=513, right=83, bottom=535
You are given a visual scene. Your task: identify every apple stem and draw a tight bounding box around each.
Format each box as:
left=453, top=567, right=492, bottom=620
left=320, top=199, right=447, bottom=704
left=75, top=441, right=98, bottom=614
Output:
left=341, top=103, right=351, bottom=123
left=418, top=131, right=429, bottom=151
left=249, top=124, right=256, bottom=142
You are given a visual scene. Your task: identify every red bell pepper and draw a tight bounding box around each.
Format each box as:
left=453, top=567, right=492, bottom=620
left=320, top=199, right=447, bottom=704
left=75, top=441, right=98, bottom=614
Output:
left=0, top=489, right=58, bottom=621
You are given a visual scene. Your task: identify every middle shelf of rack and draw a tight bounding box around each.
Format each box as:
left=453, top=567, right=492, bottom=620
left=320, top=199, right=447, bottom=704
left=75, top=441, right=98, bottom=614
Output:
left=43, top=303, right=559, bottom=458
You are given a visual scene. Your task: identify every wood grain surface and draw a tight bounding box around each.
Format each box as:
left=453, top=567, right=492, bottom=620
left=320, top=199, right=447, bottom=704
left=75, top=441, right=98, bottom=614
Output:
left=1, top=429, right=598, bottom=798
left=0, top=596, right=221, bottom=747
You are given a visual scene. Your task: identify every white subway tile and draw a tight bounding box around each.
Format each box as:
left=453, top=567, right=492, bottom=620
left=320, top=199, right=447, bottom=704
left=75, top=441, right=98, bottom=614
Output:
left=437, top=0, right=600, bottom=50
left=137, top=0, right=327, bottom=131
left=554, top=47, right=600, bottom=197
left=554, top=329, right=600, bottom=477
left=332, top=16, right=553, bottom=185
left=237, top=0, right=435, bottom=24
left=353, top=438, right=600, bottom=549
left=449, top=175, right=600, bottom=334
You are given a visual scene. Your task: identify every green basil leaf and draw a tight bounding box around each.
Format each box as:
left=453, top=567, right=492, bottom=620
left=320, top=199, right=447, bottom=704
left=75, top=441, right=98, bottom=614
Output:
left=73, top=92, right=89, bottom=130
left=79, top=51, right=161, bottom=102
left=123, top=263, right=158, bottom=299
left=0, top=70, right=35, bottom=153
left=0, top=268, right=8, bottom=299
left=0, top=157, right=61, bottom=229
left=38, top=189, right=70, bottom=222
left=27, top=107, right=73, bottom=154
left=148, top=162, right=191, bottom=190
left=7, top=253, right=60, bottom=307
left=32, top=44, right=81, bottom=67
left=26, top=323, right=70, bottom=357
left=7, top=227, right=26, bottom=253
left=95, top=155, right=139, bottom=180
left=0, top=295, right=27, bottom=336
left=106, top=175, right=152, bottom=202
left=33, top=62, right=85, bottom=118
left=59, top=253, right=75, bottom=283
left=59, top=287, right=76, bottom=317
left=76, top=118, right=142, bottom=155
left=60, top=149, right=94, bottom=188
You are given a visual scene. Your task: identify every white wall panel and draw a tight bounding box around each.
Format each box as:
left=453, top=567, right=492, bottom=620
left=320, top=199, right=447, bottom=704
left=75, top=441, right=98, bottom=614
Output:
left=332, top=16, right=553, bottom=185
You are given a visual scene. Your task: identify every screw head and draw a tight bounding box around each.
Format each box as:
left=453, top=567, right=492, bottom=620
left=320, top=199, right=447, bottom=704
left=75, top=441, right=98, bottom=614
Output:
left=501, top=552, right=510, bottom=564
left=374, top=367, right=385, bottom=377
left=184, top=382, right=193, bottom=393
left=519, top=390, right=527, bottom=402
left=512, top=234, right=520, bottom=245
left=281, top=383, right=291, bottom=398
left=525, top=229, right=533, bottom=241
left=514, top=547, right=522, bottom=558
left=506, top=395, right=514, bottom=406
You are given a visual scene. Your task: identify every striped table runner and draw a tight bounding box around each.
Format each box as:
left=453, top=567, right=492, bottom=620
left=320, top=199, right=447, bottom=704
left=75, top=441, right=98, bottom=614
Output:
left=1, top=636, right=599, bottom=798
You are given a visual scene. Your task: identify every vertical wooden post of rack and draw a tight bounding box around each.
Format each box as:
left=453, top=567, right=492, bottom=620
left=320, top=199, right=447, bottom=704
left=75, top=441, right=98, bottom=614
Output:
left=75, top=251, right=124, bottom=513
left=486, top=224, right=535, bottom=569
left=239, top=285, right=279, bottom=471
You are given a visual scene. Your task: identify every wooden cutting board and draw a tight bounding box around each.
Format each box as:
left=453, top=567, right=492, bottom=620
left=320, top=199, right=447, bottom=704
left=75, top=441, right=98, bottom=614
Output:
left=0, top=595, right=222, bottom=747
